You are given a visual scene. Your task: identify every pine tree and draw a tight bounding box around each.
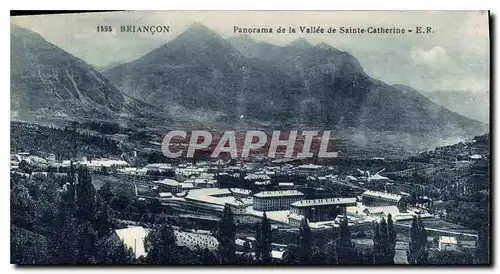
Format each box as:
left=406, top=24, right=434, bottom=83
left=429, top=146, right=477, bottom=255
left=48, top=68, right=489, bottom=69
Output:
left=144, top=223, right=177, bottom=264
left=372, top=217, right=394, bottom=264
left=336, top=213, right=354, bottom=264
left=283, top=244, right=300, bottom=264
left=407, top=215, right=428, bottom=264
left=379, top=218, right=390, bottom=263
left=96, top=237, right=135, bottom=264
left=255, top=223, right=262, bottom=260
left=298, top=217, right=312, bottom=264
left=75, top=166, right=96, bottom=223
left=97, top=182, right=114, bottom=203
left=416, top=215, right=428, bottom=263
left=324, top=240, right=338, bottom=264
left=51, top=181, right=78, bottom=264
left=93, top=203, right=113, bottom=238
left=76, top=221, right=98, bottom=264
left=216, top=204, right=236, bottom=264
left=94, top=182, right=114, bottom=238
left=387, top=214, right=397, bottom=263
left=372, top=222, right=383, bottom=264
left=52, top=213, right=78, bottom=264
left=256, top=212, right=272, bottom=263
left=474, top=224, right=489, bottom=264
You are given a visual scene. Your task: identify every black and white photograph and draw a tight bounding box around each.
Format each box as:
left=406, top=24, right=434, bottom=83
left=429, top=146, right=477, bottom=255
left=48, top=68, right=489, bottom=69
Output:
left=9, top=10, right=491, bottom=265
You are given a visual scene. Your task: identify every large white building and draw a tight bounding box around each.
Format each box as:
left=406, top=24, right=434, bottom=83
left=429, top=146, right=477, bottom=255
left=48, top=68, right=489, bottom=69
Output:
left=80, top=159, right=130, bottom=170
left=289, top=197, right=357, bottom=222
left=253, top=190, right=304, bottom=211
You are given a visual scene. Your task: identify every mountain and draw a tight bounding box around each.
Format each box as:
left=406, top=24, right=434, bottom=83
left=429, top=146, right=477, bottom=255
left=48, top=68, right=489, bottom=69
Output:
left=104, top=24, right=487, bottom=139
left=423, top=90, right=489, bottom=124
left=10, top=24, right=163, bottom=122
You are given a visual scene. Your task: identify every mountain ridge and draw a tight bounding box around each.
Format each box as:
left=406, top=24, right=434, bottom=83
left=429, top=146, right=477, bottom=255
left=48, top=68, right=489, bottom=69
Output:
left=10, top=23, right=171, bottom=123
left=104, top=23, right=487, bottom=138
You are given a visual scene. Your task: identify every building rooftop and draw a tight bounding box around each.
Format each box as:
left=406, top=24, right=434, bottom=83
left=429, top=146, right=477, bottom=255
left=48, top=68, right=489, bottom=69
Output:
left=298, top=164, right=322, bottom=170
left=81, top=159, right=129, bottom=168
left=155, top=178, right=181, bottom=186
left=368, top=173, right=390, bottom=181
left=362, top=205, right=401, bottom=216
left=186, top=188, right=252, bottom=207
left=362, top=190, right=403, bottom=202
left=244, top=174, right=271, bottom=180
left=230, top=188, right=252, bottom=195
left=159, top=192, right=173, bottom=198
left=144, top=163, right=172, bottom=169
left=291, top=197, right=357, bottom=207
left=253, top=190, right=304, bottom=198
left=114, top=226, right=147, bottom=258
left=181, top=182, right=194, bottom=189
left=271, top=250, right=285, bottom=260
left=439, top=236, right=458, bottom=244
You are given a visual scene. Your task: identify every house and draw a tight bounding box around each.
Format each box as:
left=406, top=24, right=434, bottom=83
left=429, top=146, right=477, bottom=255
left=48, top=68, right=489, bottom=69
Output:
left=362, top=206, right=401, bottom=219
left=80, top=159, right=130, bottom=171
left=438, top=236, right=458, bottom=251
left=154, top=178, right=183, bottom=193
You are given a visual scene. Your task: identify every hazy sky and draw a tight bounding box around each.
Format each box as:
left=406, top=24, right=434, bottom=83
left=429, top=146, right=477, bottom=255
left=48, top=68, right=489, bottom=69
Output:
left=11, top=11, right=490, bottom=92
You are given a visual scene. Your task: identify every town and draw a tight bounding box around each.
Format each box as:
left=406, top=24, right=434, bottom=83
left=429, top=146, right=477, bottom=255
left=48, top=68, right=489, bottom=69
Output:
left=10, top=125, right=489, bottom=264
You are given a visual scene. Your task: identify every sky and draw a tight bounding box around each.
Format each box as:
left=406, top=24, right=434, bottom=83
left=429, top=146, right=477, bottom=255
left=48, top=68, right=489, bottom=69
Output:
left=11, top=10, right=490, bottom=92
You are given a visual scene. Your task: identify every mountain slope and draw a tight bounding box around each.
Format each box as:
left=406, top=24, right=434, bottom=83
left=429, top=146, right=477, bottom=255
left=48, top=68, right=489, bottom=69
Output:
left=10, top=24, right=166, bottom=122
left=423, top=90, right=489, bottom=124
left=104, top=24, right=487, bottom=137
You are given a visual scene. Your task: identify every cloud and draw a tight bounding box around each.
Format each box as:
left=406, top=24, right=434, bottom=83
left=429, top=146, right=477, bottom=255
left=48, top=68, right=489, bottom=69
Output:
left=410, top=46, right=449, bottom=67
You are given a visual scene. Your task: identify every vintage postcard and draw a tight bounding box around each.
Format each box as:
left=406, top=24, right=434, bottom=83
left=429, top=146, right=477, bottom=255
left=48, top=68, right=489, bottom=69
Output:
left=10, top=11, right=490, bottom=265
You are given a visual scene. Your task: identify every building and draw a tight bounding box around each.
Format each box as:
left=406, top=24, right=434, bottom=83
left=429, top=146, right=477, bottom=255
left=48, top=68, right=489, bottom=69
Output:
left=362, top=190, right=407, bottom=212
left=297, top=164, right=323, bottom=175
left=144, top=163, right=174, bottom=173
left=193, top=178, right=218, bottom=188
left=158, top=192, right=173, bottom=201
left=253, top=190, right=304, bottom=211
left=438, top=236, right=458, bottom=251
left=154, top=178, right=193, bottom=193
left=289, top=197, right=357, bottom=222
left=80, top=159, right=130, bottom=171
left=244, top=173, right=271, bottom=182
left=278, top=182, right=295, bottom=189
left=175, top=166, right=207, bottom=178
left=226, top=200, right=248, bottom=215
left=185, top=188, right=252, bottom=211
left=361, top=205, right=415, bottom=220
